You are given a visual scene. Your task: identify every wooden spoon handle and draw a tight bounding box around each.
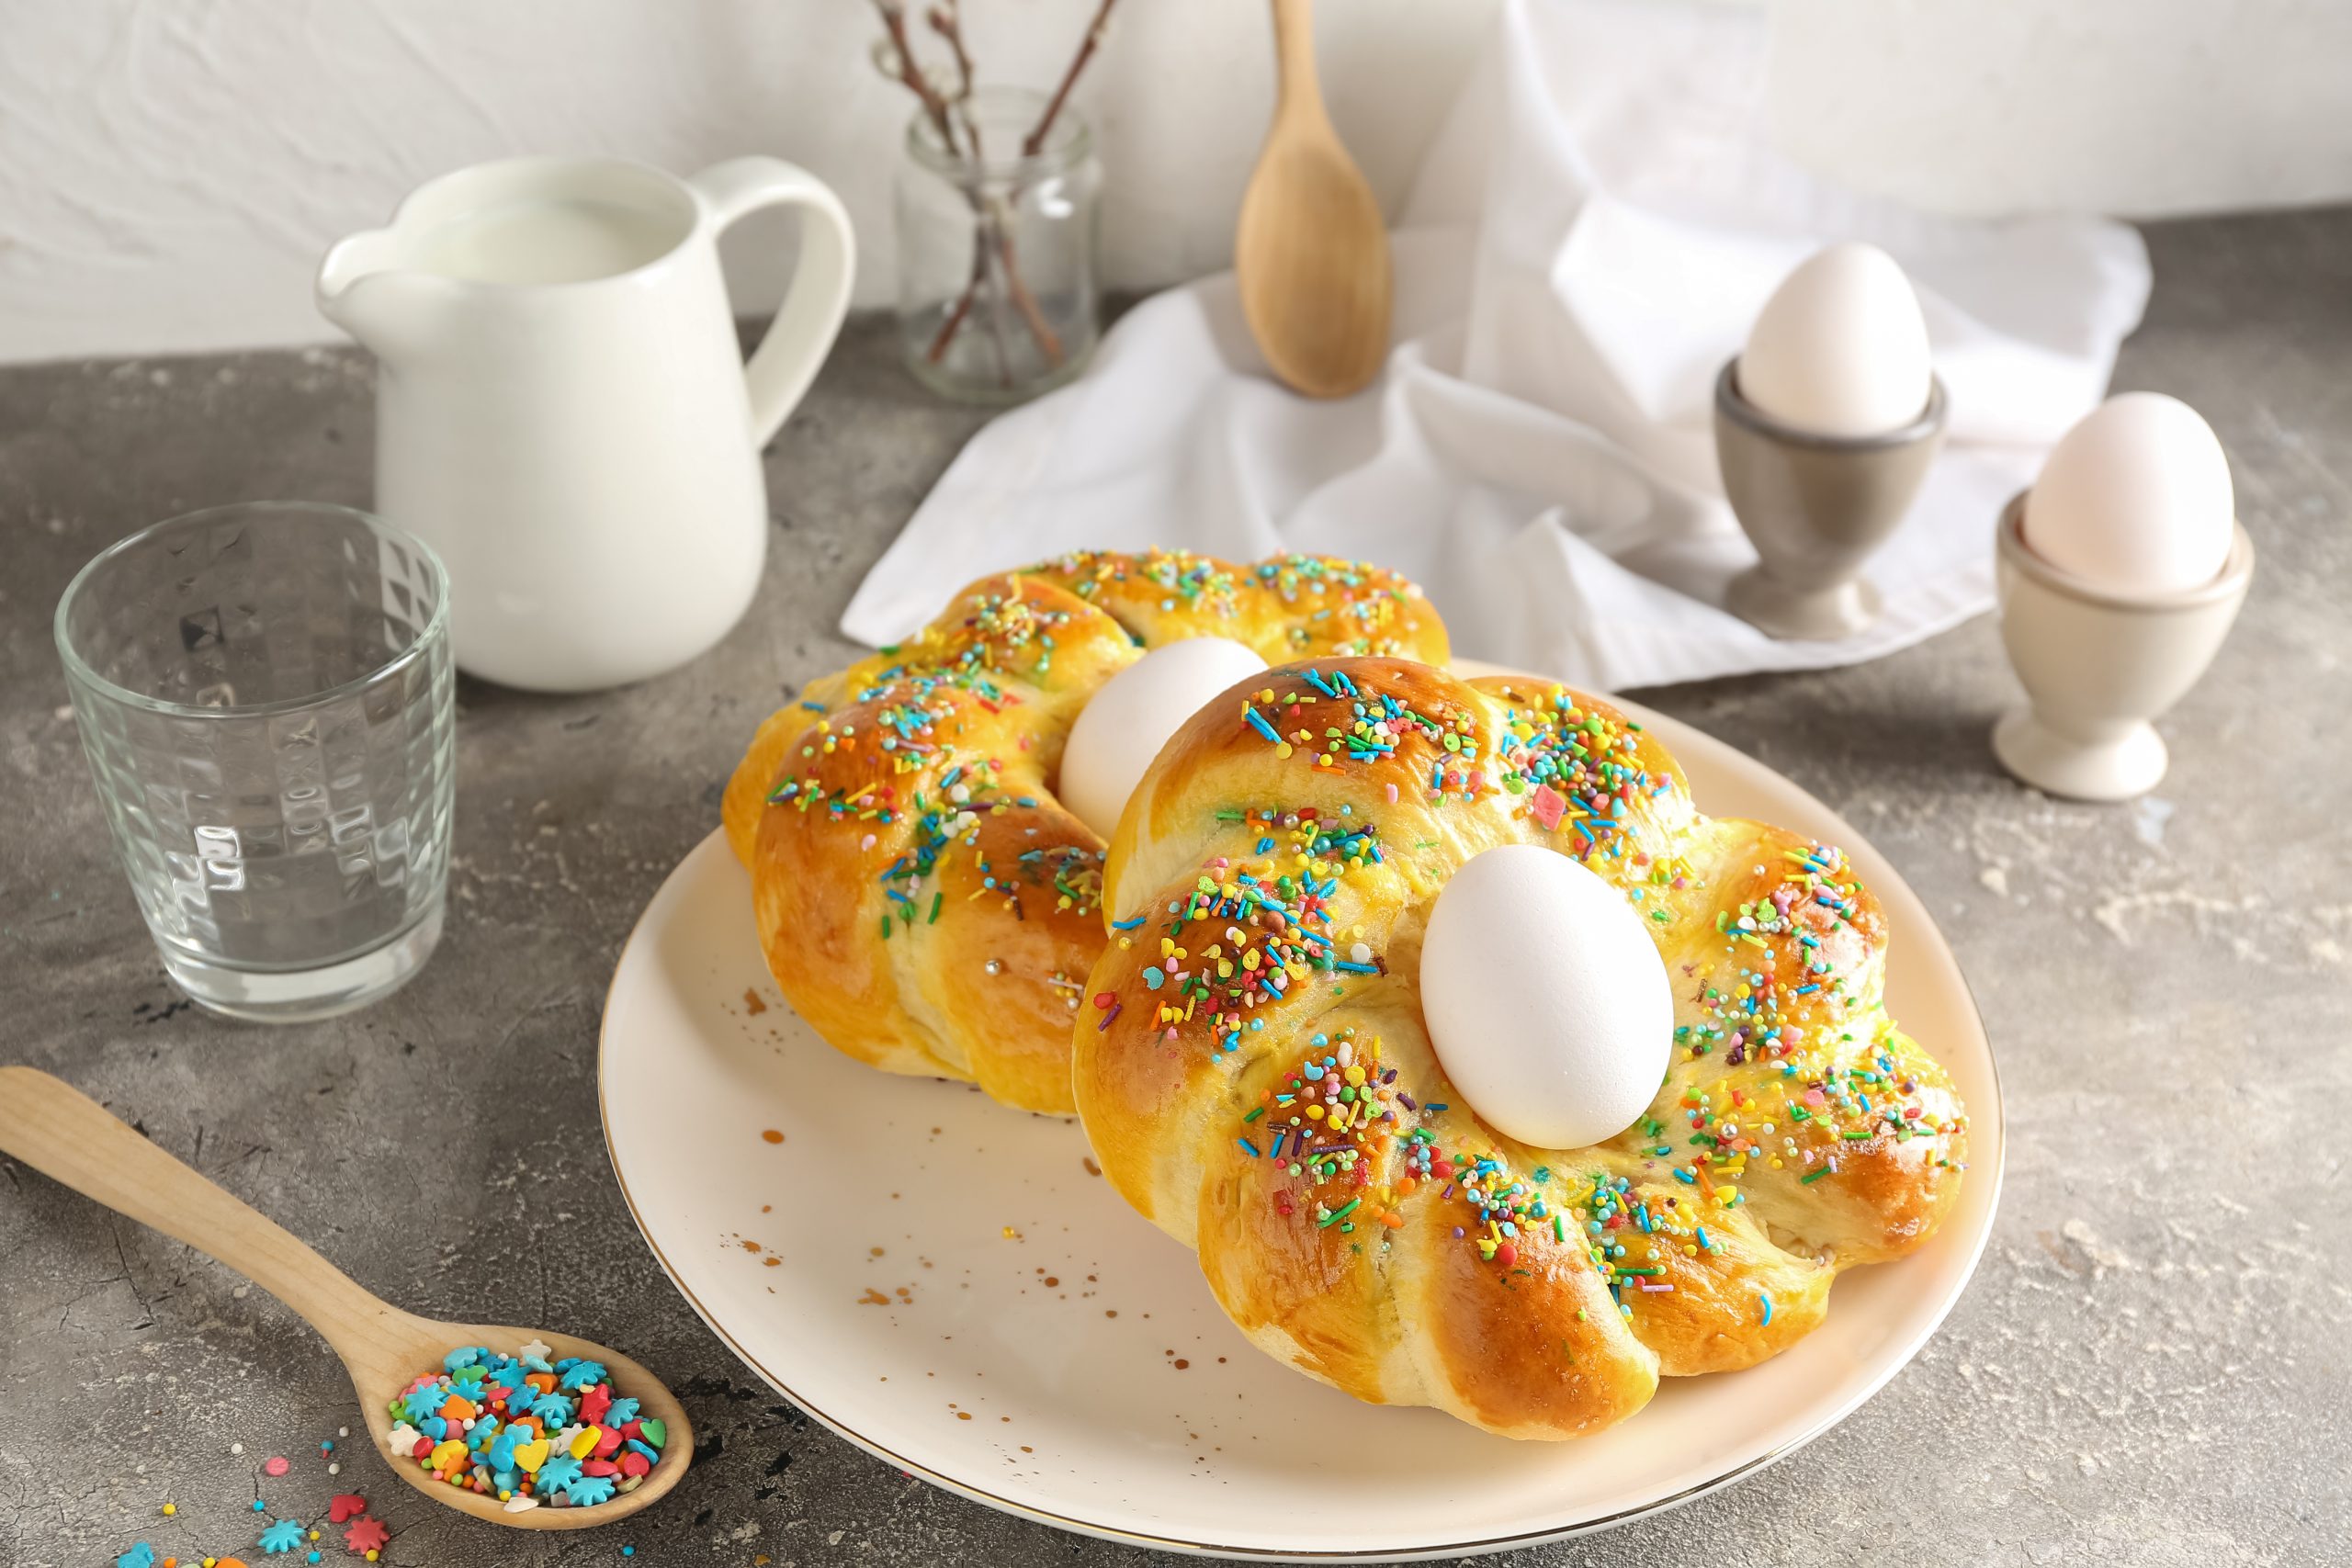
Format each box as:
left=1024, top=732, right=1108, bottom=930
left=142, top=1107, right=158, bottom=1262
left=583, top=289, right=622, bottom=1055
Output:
left=1269, top=0, right=1324, bottom=118
left=0, top=1066, right=403, bottom=1356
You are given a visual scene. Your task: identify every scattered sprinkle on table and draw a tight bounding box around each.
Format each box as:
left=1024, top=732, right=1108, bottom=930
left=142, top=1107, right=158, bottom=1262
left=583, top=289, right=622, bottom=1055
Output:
left=255, top=1519, right=304, bottom=1554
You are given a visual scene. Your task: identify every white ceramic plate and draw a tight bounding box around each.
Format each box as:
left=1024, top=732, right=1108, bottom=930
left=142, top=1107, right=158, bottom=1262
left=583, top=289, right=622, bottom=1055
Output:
left=598, top=692, right=2003, bottom=1561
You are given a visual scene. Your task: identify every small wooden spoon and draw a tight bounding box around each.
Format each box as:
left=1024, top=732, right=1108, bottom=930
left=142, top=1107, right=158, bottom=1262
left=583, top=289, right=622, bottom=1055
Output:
left=0, top=1066, right=691, bottom=1531
left=1234, top=0, right=1394, bottom=398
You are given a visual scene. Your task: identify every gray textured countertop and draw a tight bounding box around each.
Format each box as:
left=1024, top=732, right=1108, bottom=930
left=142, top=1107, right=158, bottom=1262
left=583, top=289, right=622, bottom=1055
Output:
left=3, top=209, right=2346, bottom=1568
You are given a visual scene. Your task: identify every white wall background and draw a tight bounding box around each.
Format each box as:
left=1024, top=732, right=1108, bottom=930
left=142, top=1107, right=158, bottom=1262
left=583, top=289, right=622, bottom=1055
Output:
left=2, top=0, right=2346, bottom=365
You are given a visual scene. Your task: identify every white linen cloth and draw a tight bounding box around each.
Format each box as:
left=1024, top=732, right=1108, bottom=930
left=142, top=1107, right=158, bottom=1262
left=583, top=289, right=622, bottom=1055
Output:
left=842, top=0, right=2153, bottom=691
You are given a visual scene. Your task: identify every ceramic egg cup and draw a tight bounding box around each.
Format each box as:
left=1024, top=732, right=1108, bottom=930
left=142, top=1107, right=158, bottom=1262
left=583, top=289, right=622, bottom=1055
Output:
left=1992, top=492, right=2254, bottom=801
left=1714, top=359, right=1949, bottom=642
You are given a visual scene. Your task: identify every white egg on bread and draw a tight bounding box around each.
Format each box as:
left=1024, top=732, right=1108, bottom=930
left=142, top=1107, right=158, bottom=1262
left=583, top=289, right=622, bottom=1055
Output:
left=1060, top=637, right=1268, bottom=840
left=1419, top=844, right=1672, bottom=1150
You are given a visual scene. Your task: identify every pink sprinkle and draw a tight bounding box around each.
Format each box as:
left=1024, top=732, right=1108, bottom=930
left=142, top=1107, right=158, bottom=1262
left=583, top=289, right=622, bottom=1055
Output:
left=1385, top=782, right=1398, bottom=804
left=264, top=1456, right=290, bottom=1476
left=1804, top=1088, right=1827, bottom=1108
left=1530, top=784, right=1567, bottom=831
left=859, top=833, right=876, bottom=852
left=1468, top=770, right=1486, bottom=793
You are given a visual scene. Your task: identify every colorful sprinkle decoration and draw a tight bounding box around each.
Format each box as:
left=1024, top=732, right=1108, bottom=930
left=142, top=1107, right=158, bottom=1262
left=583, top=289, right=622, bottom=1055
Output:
left=385, top=1342, right=666, bottom=1509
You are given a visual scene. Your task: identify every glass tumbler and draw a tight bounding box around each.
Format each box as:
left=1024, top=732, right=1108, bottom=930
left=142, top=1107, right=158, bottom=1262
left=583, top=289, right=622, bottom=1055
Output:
left=53, top=502, right=456, bottom=1022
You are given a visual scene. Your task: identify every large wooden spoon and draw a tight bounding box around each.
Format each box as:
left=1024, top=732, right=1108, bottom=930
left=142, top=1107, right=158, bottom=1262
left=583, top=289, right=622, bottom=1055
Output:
left=0, top=1066, right=691, bottom=1531
left=1234, top=0, right=1394, bottom=398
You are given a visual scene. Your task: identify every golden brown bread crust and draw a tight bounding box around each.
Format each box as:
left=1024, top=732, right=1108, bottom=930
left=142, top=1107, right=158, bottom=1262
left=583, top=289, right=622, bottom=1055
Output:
left=1074, top=657, right=1967, bottom=1438
left=721, top=552, right=1450, bottom=1112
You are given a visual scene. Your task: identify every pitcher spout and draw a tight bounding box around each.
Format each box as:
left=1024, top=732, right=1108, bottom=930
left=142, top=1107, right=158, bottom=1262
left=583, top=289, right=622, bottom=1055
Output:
left=316, top=229, right=447, bottom=364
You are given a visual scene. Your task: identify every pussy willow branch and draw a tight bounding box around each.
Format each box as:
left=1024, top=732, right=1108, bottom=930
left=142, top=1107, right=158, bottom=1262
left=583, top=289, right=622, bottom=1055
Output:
left=1023, top=0, right=1118, bottom=158
left=922, top=201, right=1061, bottom=373
left=871, top=0, right=961, bottom=157
left=927, top=3, right=976, bottom=104
left=927, top=1, right=981, bottom=152
left=984, top=219, right=1062, bottom=366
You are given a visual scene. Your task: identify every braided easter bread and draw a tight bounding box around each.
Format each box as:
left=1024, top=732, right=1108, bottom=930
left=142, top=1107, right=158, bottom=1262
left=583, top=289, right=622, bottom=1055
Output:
left=721, top=552, right=1449, bottom=1113
left=1075, top=657, right=1968, bottom=1439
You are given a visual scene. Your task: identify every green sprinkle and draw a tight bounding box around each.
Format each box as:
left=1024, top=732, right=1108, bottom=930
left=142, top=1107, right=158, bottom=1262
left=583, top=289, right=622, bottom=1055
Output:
left=928, top=891, right=944, bottom=924
left=1319, top=1198, right=1362, bottom=1229
left=1801, top=1166, right=1833, bottom=1184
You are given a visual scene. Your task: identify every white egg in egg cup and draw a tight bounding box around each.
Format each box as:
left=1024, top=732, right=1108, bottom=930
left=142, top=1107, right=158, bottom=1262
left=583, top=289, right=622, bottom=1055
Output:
left=1992, top=492, right=2255, bottom=802
left=1713, top=358, right=1949, bottom=643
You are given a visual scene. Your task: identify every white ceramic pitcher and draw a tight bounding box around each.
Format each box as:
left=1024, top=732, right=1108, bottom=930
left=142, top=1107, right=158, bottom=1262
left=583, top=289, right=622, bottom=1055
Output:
left=318, top=156, right=854, bottom=692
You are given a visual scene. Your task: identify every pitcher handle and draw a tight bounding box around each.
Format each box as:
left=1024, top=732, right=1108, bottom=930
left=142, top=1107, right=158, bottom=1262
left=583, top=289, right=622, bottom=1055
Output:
left=689, top=157, right=856, bottom=449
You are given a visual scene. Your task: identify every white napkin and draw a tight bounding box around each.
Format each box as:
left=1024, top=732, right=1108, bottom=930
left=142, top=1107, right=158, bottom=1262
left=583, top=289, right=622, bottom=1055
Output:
left=842, top=0, right=2152, bottom=692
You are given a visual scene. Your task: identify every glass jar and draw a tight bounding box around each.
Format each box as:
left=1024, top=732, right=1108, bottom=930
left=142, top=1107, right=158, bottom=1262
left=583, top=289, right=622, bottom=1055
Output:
left=894, top=86, right=1102, bottom=405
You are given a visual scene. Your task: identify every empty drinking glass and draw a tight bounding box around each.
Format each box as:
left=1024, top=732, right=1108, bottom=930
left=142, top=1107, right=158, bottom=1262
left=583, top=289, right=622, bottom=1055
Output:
left=54, top=502, right=456, bottom=1022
